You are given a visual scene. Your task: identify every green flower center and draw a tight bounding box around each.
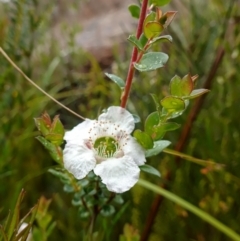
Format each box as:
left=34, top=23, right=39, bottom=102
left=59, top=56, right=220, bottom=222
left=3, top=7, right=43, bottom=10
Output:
left=94, top=136, right=119, bottom=158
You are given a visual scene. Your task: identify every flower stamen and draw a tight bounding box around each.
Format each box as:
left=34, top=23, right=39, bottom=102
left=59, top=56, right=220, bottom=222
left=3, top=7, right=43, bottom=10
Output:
left=93, top=136, right=121, bottom=159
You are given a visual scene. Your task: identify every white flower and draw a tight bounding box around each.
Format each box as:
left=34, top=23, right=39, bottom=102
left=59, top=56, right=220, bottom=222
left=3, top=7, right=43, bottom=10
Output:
left=63, top=106, right=146, bottom=193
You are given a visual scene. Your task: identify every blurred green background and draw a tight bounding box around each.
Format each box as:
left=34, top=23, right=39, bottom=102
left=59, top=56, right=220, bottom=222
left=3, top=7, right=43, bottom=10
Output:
left=0, top=0, right=239, bottom=240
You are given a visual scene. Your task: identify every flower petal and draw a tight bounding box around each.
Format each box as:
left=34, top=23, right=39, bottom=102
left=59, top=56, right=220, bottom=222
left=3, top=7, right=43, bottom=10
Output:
left=122, top=136, right=146, bottom=166
left=94, top=156, right=140, bottom=193
left=64, top=119, right=93, bottom=145
left=98, top=106, right=135, bottom=134
left=63, top=143, right=96, bottom=179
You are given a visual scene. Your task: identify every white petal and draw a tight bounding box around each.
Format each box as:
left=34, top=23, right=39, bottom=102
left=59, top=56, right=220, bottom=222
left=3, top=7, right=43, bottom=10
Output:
left=122, top=136, right=146, bottom=166
left=98, top=106, right=135, bottom=134
left=63, top=143, right=96, bottom=179
left=94, top=156, right=140, bottom=193
left=64, top=119, right=93, bottom=145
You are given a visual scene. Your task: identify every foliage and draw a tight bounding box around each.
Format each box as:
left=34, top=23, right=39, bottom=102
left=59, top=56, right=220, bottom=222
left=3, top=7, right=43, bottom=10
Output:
left=0, top=0, right=240, bottom=240
left=0, top=190, right=38, bottom=241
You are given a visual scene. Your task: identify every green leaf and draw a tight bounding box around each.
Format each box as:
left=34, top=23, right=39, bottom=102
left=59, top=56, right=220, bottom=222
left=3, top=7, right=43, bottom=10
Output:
left=170, top=75, right=193, bottom=97
left=132, top=114, right=141, bottom=123
left=156, top=122, right=180, bottom=132
left=140, top=164, right=161, bottom=177
left=170, top=75, right=182, bottom=96
left=150, top=94, right=161, bottom=112
left=46, top=222, right=57, bottom=238
left=63, top=184, right=75, bottom=193
left=162, top=107, right=184, bottom=119
left=51, top=116, right=64, bottom=137
left=100, top=205, right=115, bottom=217
left=34, top=118, right=50, bottom=136
left=34, top=112, right=52, bottom=135
left=128, top=4, right=140, bottom=19
left=3, top=211, right=11, bottom=241
left=7, top=189, right=25, bottom=240
left=145, top=111, right=159, bottom=135
left=105, top=73, right=125, bottom=89
left=151, top=125, right=165, bottom=140
left=134, top=52, right=169, bottom=72
left=72, top=198, right=82, bottom=207
left=36, top=136, right=62, bottom=163
left=161, top=96, right=185, bottom=112
left=133, top=130, right=153, bottom=149
left=145, top=112, right=178, bottom=140
left=48, top=168, right=69, bottom=181
left=0, top=225, right=8, bottom=241
left=145, top=21, right=163, bottom=39
left=181, top=74, right=194, bottom=95
left=145, top=140, right=171, bottom=157
left=143, top=12, right=156, bottom=39
left=127, top=35, right=143, bottom=50
left=78, top=207, right=90, bottom=219
left=45, top=133, right=63, bottom=146
left=149, top=35, right=173, bottom=45
left=187, top=89, right=210, bottom=99
left=150, top=0, right=171, bottom=7
left=139, top=34, right=148, bottom=48
left=113, top=195, right=124, bottom=204
left=152, top=122, right=180, bottom=140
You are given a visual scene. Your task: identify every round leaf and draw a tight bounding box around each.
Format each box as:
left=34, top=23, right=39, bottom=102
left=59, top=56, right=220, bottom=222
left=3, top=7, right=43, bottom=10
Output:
left=63, top=184, right=75, bottom=193
left=34, top=118, right=50, bottom=136
left=78, top=207, right=90, bottom=219
left=45, top=133, right=63, bottom=145
left=145, top=21, right=163, bottom=39
left=133, top=129, right=153, bottom=149
left=170, top=74, right=194, bottom=97
left=127, top=35, right=143, bottom=50
left=152, top=122, right=180, bottom=140
left=105, top=73, right=125, bottom=89
left=161, top=96, right=185, bottom=112
left=100, top=205, right=115, bottom=217
left=113, top=195, right=124, bottom=204
left=150, top=0, right=171, bottom=7
left=145, top=111, right=159, bottom=135
left=134, top=52, right=169, bottom=72
left=145, top=140, right=171, bottom=157
left=143, top=12, right=156, bottom=39
left=128, top=4, right=140, bottom=19
left=132, top=114, right=141, bottom=123
left=150, top=35, right=173, bottom=45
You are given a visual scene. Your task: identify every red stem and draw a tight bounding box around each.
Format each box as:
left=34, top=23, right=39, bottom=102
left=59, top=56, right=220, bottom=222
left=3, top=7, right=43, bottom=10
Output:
left=120, top=0, right=149, bottom=108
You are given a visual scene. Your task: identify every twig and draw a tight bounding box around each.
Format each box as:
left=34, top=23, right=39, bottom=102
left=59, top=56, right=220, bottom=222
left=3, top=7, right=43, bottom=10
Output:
left=140, top=43, right=226, bottom=241
left=120, top=0, right=149, bottom=108
left=175, top=47, right=225, bottom=155
left=0, top=47, right=85, bottom=120
left=140, top=0, right=236, bottom=237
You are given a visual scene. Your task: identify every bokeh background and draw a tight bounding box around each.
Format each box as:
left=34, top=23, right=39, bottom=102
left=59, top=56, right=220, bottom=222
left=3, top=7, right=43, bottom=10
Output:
left=0, top=0, right=239, bottom=240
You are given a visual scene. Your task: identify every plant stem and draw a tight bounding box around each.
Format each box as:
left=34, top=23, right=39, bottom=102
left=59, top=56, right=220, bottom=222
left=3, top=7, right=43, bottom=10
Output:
left=120, top=0, right=149, bottom=108
left=87, top=212, right=97, bottom=241
left=0, top=47, right=85, bottom=120
left=138, top=179, right=240, bottom=241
